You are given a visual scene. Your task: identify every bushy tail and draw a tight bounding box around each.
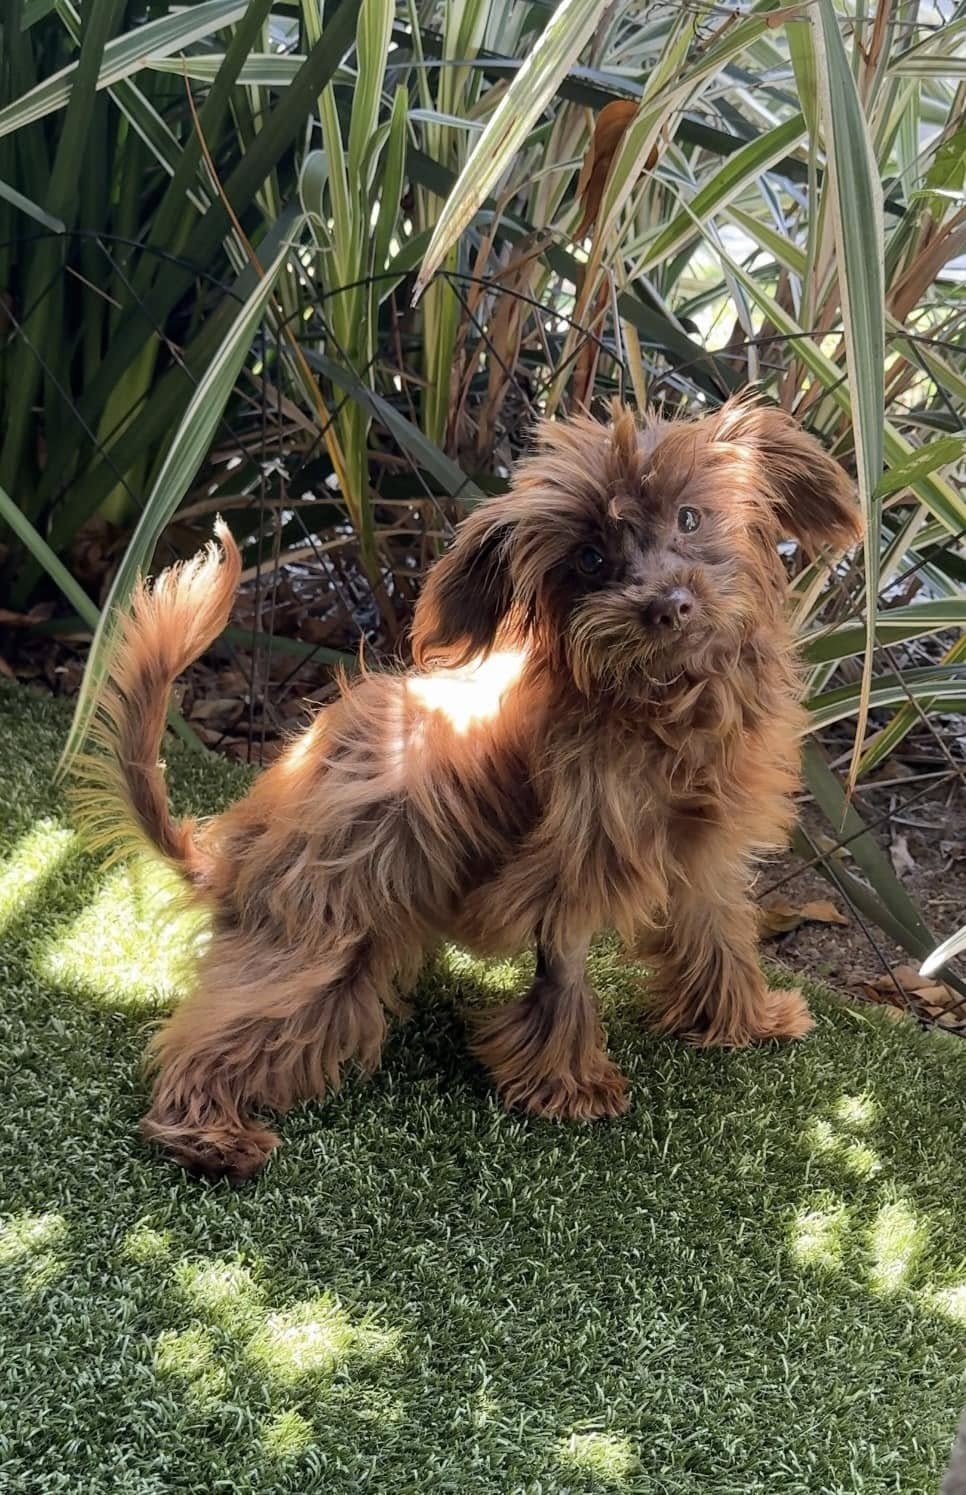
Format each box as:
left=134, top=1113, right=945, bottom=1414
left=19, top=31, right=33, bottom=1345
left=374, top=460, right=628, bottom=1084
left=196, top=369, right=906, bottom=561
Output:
left=72, top=521, right=241, bottom=883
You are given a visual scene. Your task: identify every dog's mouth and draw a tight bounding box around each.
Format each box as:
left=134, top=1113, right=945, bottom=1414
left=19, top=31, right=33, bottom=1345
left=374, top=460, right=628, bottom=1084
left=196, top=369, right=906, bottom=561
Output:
left=565, top=569, right=756, bottom=695
left=568, top=615, right=708, bottom=697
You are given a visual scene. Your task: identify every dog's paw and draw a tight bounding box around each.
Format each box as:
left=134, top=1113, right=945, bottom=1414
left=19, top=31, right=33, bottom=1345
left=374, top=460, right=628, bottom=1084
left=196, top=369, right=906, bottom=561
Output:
left=513, top=1061, right=630, bottom=1122
left=649, top=983, right=814, bottom=1047
left=758, top=985, right=814, bottom=1041
left=685, top=986, right=814, bottom=1047
left=141, top=1112, right=279, bottom=1183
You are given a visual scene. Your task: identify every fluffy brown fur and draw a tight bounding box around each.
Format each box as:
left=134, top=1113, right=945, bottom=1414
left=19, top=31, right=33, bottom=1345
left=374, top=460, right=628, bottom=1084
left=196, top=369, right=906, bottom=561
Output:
left=74, top=397, right=861, bottom=1180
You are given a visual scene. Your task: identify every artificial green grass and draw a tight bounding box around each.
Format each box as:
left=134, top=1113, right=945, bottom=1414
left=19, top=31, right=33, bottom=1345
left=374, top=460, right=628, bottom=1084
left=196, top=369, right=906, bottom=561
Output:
left=0, top=678, right=964, bottom=1495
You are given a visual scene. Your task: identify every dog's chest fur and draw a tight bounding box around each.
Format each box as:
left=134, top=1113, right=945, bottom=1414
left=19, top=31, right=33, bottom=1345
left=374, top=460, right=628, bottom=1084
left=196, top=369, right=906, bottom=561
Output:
left=451, top=662, right=791, bottom=953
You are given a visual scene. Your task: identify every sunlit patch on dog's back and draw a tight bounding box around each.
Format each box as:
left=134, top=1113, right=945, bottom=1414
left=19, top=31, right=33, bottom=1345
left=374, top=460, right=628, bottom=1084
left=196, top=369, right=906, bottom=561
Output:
left=406, top=648, right=528, bottom=736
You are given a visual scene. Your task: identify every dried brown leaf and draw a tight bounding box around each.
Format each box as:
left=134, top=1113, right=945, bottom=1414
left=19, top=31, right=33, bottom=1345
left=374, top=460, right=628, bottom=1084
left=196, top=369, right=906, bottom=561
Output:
left=891, top=963, right=932, bottom=992
left=190, top=698, right=242, bottom=724
left=916, top=983, right=955, bottom=1006
left=758, top=896, right=848, bottom=937
left=799, top=899, right=849, bottom=927
left=573, top=100, right=654, bottom=240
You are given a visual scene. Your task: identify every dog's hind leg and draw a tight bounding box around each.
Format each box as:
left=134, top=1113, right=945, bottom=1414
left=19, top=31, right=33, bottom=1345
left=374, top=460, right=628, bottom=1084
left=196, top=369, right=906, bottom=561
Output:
left=642, top=874, right=812, bottom=1047
left=470, top=936, right=629, bottom=1121
left=142, top=929, right=407, bottom=1180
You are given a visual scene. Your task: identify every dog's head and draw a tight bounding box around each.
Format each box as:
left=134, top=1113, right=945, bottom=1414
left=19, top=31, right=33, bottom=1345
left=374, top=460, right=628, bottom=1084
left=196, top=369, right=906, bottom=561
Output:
left=412, top=398, right=861, bottom=693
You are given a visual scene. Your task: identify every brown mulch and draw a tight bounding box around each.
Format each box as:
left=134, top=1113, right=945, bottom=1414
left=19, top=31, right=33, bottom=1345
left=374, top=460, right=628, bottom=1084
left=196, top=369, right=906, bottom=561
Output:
left=758, top=784, right=966, bottom=1033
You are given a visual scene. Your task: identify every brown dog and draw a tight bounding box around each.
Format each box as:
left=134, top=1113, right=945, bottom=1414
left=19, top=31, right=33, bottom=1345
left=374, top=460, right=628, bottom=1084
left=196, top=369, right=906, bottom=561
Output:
left=76, top=398, right=860, bottom=1179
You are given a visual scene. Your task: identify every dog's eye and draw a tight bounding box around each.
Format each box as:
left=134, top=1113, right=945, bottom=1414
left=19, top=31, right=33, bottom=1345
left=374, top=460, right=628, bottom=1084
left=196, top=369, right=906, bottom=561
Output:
left=575, top=545, right=606, bottom=578
left=677, top=506, right=701, bottom=534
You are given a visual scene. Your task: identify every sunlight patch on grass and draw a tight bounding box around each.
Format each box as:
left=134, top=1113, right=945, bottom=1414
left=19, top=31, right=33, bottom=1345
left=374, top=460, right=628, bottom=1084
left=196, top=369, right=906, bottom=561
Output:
left=120, top=1222, right=172, bottom=1264
left=155, top=1326, right=227, bottom=1402
left=841, top=1141, right=881, bottom=1179
left=923, top=1282, right=966, bottom=1325
left=259, top=1408, right=315, bottom=1459
left=0, top=1210, right=66, bottom=1264
left=39, top=859, right=195, bottom=1009
left=868, top=1200, right=926, bottom=1294
left=789, top=1196, right=849, bottom=1270
left=176, top=1259, right=263, bottom=1328
left=834, top=1093, right=878, bottom=1130
left=440, top=944, right=527, bottom=999
left=0, top=820, right=75, bottom=932
left=556, top=1431, right=639, bottom=1484
left=803, top=1118, right=882, bottom=1179
left=469, top=1388, right=501, bottom=1430
left=245, top=1295, right=398, bottom=1384
left=0, top=1213, right=70, bottom=1290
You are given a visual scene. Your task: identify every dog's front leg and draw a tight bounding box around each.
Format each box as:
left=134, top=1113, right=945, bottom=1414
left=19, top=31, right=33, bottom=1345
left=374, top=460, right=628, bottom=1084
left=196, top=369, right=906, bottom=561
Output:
left=642, top=873, right=813, bottom=1046
left=469, top=932, right=629, bottom=1121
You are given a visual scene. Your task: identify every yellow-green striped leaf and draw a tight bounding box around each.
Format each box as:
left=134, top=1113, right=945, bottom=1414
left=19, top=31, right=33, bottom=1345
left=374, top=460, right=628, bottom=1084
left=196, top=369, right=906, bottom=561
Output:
left=875, top=435, right=965, bottom=499
left=639, top=114, right=807, bottom=273
left=412, top=0, right=611, bottom=301
left=808, top=666, right=966, bottom=732
left=804, top=599, right=966, bottom=665
left=813, top=0, right=885, bottom=786
left=0, top=0, right=248, bottom=139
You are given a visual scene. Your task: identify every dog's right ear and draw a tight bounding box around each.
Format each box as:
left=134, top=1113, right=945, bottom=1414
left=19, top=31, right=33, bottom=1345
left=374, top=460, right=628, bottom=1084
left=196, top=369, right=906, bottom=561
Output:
left=411, top=505, right=515, bottom=668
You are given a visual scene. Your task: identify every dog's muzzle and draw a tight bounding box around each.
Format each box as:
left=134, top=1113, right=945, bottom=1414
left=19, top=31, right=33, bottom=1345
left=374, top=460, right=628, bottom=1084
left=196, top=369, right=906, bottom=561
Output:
left=641, top=586, right=695, bottom=633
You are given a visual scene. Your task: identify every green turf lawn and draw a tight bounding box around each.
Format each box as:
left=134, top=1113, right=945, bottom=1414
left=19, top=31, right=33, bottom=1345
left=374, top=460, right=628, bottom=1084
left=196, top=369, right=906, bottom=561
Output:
left=1, top=679, right=964, bottom=1494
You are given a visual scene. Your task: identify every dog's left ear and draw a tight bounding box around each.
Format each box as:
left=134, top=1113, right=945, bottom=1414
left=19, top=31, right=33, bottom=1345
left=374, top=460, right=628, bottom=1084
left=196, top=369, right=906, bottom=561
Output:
left=411, top=502, right=515, bottom=668
left=715, top=401, right=863, bottom=555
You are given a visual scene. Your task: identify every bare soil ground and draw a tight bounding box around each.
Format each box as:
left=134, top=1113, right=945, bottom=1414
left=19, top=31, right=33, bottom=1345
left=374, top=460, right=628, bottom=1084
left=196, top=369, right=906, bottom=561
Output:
left=759, top=772, right=966, bottom=1031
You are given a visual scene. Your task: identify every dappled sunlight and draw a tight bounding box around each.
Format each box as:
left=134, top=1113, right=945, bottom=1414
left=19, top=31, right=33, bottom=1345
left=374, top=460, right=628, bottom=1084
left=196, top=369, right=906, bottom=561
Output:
left=801, top=1092, right=886, bottom=1181
left=245, top=1294, right=399, bottom=1384
left=407, top=648, right=527, bottom=735
left=259, top=1408, right=314, bottom=1459
left=868, top=1200, right=926, bottom=1295
left=0, top=1210, right=70, bottom=1290
left=0, top=1210, right=66, bottom=1264
left=923, top=1282, right=966, bottom=1326
left=469, top=1387, right=501, bottom=1431
left=803, top=1118, right=882, bottom=1180
left=39, top=858, right=197, bottom=1009
left=146, top=1250, right=406, bottom=1439
left=120, top=1222, right=173, bottom=1265
left=439, top=942, right=528, bottom=999
left=175, top=1258, right=263, bottom=1330
left=556, top=1431, right=639, bottom=1484
left=0, top=820, right=76, bottom=933
left=791, top=1102, right=962, bottom=1318
left=833, top=1093, right=879, bottom=1130
left=275, top=716, right=324, bottom=777
left=789, top=1196, right=849, bottom=1270
left=16, top=1251, right=70, bottom=1293
left=154, top=1326, right=227, bottom=1403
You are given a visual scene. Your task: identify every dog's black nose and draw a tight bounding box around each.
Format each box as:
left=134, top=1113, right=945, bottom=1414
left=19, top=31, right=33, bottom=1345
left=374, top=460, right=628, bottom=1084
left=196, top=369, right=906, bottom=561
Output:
left=643, top=587, right=694, bottom=630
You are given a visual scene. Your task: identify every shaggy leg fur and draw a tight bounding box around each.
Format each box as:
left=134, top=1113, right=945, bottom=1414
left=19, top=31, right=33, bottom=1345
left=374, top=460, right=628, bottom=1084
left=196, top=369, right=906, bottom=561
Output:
left=470, top=941, right=629, bottom=1120
left=643, top=880, right=813, bottom=1047
left=142, top=931, right=396, bottom=1180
